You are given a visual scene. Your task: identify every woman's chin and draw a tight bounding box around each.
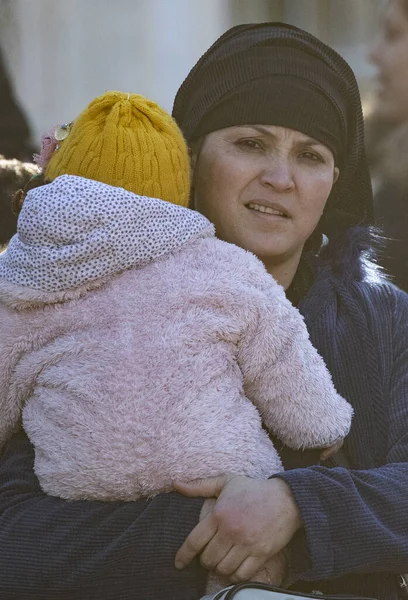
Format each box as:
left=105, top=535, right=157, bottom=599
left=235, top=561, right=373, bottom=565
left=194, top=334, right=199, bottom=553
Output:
left=247, top=244, right=297, bottom=266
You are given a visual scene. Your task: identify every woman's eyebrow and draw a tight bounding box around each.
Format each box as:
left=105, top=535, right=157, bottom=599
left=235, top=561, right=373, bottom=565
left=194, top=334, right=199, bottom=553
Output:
left=249, top=126, right=324, bottom=147
left=297, top=138, right=325, bottom=147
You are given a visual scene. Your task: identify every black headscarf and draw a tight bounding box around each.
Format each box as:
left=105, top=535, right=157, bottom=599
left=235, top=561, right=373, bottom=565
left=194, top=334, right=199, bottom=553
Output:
left=172, top=22, right=373, bottom=241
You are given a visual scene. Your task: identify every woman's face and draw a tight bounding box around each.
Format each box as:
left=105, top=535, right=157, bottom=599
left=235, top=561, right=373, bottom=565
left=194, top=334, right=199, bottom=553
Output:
left=369, top=0, right=408, bottom=123
left=191, top=125, right=338, bottom=271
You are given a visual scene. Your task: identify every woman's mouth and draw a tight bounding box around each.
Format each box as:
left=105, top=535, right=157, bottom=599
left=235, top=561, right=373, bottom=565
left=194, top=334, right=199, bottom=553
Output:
left=247, top=202, right=288, bottom=218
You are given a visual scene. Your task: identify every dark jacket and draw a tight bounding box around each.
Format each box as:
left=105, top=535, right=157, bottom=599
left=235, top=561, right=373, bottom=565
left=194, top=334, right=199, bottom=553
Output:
left=0, top=230, right=407, bottom=600
left=280, top=231, right=408, bottom=600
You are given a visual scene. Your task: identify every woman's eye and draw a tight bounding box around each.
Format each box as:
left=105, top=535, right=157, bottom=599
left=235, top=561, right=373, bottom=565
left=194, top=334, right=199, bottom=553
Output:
left=299, top=151, right=324, bottom=163
left=236, top=138, right=263, bottom=150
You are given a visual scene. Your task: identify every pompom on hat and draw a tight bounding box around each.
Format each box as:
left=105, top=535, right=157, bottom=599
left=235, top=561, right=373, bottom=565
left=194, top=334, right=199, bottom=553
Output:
left=40, top=91, right=190, bottom=206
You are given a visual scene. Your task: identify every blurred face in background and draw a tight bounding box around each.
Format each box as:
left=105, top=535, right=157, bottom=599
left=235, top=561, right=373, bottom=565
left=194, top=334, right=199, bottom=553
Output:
left=369, top=0, right=408, bottom=123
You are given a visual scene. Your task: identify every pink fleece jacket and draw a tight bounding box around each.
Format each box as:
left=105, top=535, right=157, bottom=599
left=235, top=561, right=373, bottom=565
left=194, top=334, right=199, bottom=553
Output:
left=0, top=175, right=352, bottom=501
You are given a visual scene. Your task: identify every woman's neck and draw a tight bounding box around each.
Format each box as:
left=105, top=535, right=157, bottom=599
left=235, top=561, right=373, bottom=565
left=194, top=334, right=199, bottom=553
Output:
left=262, top=252, right=302, bottom=290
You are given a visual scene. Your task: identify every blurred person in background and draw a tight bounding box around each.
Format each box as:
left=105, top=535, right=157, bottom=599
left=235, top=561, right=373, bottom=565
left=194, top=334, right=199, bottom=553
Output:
left=367, top=0, right=408, bottom=292
left=0, top=155, right=38, bottom=250
left=0, top=21, right=406, bottom=600
left=0, top=48, right=34, bottom=162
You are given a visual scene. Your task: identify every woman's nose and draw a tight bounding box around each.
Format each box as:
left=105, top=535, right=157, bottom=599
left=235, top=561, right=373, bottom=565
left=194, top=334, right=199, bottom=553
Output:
left=260, top=160, right=295, bottom=192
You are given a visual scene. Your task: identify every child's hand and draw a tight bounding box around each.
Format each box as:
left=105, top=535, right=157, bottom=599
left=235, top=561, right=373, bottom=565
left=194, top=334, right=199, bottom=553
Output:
left=320, top=438, right=344, bottom=461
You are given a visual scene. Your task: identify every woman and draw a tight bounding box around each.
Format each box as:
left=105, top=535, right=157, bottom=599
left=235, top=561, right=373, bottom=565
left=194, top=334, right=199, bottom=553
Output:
left=0, top=22, right=407, bottom=600
left=367, top=0, right=408, bottom=292
left=171, top=23, right=408, bottom=599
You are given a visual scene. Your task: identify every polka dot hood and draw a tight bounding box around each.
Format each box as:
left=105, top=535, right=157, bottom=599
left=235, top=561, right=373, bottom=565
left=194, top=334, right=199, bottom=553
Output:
left=0, top=175, right=214, bottom=293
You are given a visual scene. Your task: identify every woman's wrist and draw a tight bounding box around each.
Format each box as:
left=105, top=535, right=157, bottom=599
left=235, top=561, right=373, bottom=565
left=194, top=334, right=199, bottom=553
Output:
left=269, top=476, right=303, bottom=537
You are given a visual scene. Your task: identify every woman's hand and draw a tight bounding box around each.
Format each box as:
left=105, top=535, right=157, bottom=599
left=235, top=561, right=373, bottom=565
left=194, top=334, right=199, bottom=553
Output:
left=174, top=475, right=301, bottom=583
left=250, top=551, right=287, bottom=586
left=200, top=498, right=217, bottom=521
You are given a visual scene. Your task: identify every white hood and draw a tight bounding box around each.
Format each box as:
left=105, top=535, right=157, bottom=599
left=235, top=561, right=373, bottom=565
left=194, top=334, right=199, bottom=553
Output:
left=0, top=175, right=214, bottom=293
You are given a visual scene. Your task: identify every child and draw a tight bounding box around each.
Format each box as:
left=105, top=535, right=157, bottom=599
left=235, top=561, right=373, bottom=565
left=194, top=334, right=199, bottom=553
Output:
left=0, top=91, right=351, bottom=503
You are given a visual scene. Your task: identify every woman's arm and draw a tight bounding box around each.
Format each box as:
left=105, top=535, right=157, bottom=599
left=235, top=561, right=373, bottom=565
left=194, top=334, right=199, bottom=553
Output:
left=175, top=460, right=408, bottom=584
left=277, top=288, right=408, bottom=582
left=0, top=430, right=206, bottom=600
left=278, top=461, right=408, bottom=581
left=175, top=287, right=408, bottom=583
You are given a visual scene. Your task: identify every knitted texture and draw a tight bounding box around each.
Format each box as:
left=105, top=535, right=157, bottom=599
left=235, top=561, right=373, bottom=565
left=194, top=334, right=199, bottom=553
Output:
left=172, top=22, right=373, bottom=240
left=0, top=175, right=211, bottom=292
left=45, top=91, right=190, bottom=206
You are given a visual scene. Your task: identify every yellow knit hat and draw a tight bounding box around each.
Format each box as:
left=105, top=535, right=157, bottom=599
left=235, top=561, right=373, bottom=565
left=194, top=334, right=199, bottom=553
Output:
left=44, top=91, right=190, bottom=206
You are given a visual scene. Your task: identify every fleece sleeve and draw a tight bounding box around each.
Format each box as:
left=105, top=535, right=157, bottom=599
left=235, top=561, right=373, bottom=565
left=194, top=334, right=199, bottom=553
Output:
left=0, top=430, right=206, bottom=600
left=237, top=272, right=352, bottom=450
left=275, top=289, right=408, bottom=581
left=0, top=308, right=26, bottom=448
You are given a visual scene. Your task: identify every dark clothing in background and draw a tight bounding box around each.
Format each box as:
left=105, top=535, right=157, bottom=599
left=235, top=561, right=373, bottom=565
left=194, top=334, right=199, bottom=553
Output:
left=365, top=115, right=408, bottom=293
left=0, top=48, right=37, bottom=247
left=0, top=49, right=33, bottom=161
left=374, top=180, right=408, bottom=292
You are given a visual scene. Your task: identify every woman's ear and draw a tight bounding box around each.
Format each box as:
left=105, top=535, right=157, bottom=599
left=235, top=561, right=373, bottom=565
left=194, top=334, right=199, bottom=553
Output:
left=189, top=148, right=198, bottom=180
left=189, top=136, right=205, bottom=174
left=188, top=148, right=198, bottom=210
left=188, top=136, right=205, bottom=209
left=333, top=166, right=340, bottom=184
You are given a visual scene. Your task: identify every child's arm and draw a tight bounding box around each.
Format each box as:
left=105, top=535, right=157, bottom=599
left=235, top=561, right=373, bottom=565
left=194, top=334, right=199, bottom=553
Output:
left=236, top=272, right=352, bottom=451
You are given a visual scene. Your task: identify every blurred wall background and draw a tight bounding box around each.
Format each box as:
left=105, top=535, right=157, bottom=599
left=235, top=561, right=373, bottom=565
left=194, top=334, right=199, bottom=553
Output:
left=0, top=0, right=382, bottom=147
